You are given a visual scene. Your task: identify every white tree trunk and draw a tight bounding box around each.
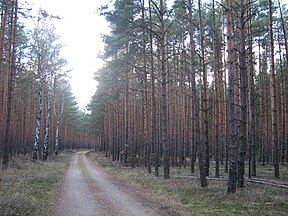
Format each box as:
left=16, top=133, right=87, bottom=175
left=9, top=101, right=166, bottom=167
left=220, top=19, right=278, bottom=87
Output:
left=55, top=97, right=64, bottom=155
left=33, top=72, right=44, bottom=161
left=43, top=75, right=53, bottom=160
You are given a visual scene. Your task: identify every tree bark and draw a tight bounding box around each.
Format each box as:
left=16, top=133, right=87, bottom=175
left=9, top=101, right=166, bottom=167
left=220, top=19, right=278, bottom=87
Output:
left=188, top=0, right=207, bottom=187
left=159, top=0, right=169, bottom=179
left=3, top=0, right=17, bottom=169
left=43, top=74, right=53, bottom=161
left=238, top=0, right=247, bottom=188
left=148, top=0, right=159, bottom=177
left=226, top=0, right=238, bottom=193
left=198, top=0, right=210, bottom=177
left=247, top=0, right=256, bottom=178
left=269, top=0, right=279, bottom=179
left=212, top=0, right=220, bottom=178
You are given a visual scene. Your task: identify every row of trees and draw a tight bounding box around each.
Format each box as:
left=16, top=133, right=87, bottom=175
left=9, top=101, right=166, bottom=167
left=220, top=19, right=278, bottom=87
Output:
left=0, top=1, right=93, bottom=169
left=88, top=0, right=288, bottom=193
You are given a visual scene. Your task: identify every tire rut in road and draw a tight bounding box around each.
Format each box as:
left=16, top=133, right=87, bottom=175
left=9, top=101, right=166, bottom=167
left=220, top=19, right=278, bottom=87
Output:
left=81, top=152, right=160, bottom=216
left=53, top=151, right=178, bottom=216
left=52, top=153, right=104, bottom=216
left=78, top=153, right=120, bottom=216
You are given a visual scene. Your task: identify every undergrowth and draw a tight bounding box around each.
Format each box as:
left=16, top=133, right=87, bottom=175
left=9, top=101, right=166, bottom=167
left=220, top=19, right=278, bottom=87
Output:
left=0, top=152, right=72, bottom=216
left=87, top=151, right=288, bottom=216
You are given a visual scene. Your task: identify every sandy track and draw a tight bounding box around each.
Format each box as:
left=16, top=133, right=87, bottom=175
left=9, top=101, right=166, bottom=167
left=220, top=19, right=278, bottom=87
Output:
left=52, top=152, right=104, bottom=216
left=52, top=151, right=178, bottom=216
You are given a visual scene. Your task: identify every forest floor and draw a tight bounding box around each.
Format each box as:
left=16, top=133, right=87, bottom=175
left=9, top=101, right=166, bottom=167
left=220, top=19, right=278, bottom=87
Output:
left=0, top=152, right=72, bottom=215
left=87, top=151, right=288, bottom=216
left=1, top=151, right=287, bottom=215
left=52, top=151, right=179, bottom=216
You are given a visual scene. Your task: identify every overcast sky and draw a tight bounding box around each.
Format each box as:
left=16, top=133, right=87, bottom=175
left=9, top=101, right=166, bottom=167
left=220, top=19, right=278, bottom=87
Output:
left=22, top=0, right=175, bottom=110
left=24, top=0, right=110, bottom=109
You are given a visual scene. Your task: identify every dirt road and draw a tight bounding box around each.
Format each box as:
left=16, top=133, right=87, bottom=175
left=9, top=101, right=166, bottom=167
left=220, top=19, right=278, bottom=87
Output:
left=52, top=151, right=178, bottom=216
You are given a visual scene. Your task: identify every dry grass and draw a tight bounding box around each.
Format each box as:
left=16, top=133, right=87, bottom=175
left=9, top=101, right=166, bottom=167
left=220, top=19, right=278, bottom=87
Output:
left=87, top=151, right=288, bottom=216
left=0, top=152, right=72, bottom=216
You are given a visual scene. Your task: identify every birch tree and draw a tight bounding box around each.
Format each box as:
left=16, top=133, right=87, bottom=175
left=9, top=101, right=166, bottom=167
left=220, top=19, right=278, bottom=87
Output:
left=43, top=43, right=65, bottom=160
left=54, top=82, right=65, bottom=156
left=31, top=10, right=63, bottom=161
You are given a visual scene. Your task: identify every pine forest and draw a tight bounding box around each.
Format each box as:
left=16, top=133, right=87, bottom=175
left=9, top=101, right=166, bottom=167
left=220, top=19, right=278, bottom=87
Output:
left=0, top=0, right=288, bottom=215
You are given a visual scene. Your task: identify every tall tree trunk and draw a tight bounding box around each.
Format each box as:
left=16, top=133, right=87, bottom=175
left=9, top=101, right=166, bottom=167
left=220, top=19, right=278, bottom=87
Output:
left=259, top=41, right=266, bottom=166
left=43, top=74, right=53, bottom=160
left=238, top=0, right=247, bottom=188
left=247, top=0, right=256, bottom=178
left=277, top=1, right=287, bottom=164
left=159, top=0, right=169, bottom=179
left=54, top=92, right=64, bottom=156
left=212, top=0, right=220, bottom=178
left=0, top=1, right=8, bottom=166
left=226, top=0, right=238, bottom=193
left=278, top=34, right=286, bottom=164
left=149, top=0, right=158, bottom=177
left=141, top=0, right=150, bottom=173
left=269, top=0, right=279, bottom=179
left=190, top=85, right=195, bottom=173
left=130, top=65, right=136, bottom=168
left=188, top=0, right=207, bottom=187
left=198, top=0, right=209, bottom=177
left=54, top=114, right=61, bottom=156
left=125, top=67, right=130, bottom=162
left=33, top=66, right=44, bottom=161
left=3, top=0, right=17, bottom=169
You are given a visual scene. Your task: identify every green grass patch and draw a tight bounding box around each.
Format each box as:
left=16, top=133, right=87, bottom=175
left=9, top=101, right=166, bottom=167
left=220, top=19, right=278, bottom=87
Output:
left=0, top=152, right=72, bottom=216
left=87, top=152, right=288, bottom=216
